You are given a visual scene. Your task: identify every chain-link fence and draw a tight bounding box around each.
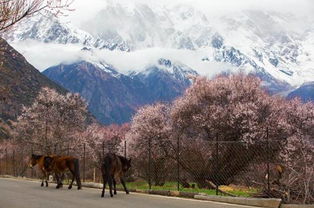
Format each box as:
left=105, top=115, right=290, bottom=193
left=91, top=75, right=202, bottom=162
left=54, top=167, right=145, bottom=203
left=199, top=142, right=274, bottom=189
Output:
left=129, top=138, right=283, bottom=195
left=0, top=147, right=35, bottom=178
left=125, top=136, right=313, bottom=204
left=0, top=138, right=312, bottom=204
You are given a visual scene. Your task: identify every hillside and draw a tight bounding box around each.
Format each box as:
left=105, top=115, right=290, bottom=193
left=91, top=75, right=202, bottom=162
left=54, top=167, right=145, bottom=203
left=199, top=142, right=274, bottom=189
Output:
left=288, top=82, right=314, bottom=102
left=0, top=38, right=66, bottom=139
left=43, top=59, right=197, bottom=124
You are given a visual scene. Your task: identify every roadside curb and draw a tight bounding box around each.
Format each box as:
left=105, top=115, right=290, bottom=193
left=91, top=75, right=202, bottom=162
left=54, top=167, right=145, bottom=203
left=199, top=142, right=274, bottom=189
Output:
left=81, top=181, right=283, bottom=208
left=81, top=182, right=198, bottom=198
left=280, top=205, right=314, bottom=208
left=0, top=175, right=17, bottom=178
left=2, top=177, right=312, bottom=208
left=195, top=194, right=282, bottom=208
left=82, top=182, right=102, bottom=189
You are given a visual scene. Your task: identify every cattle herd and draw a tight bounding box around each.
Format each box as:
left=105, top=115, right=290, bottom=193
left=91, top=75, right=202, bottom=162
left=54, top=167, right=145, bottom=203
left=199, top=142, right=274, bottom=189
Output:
left=29, top=153, right=131, bottom=197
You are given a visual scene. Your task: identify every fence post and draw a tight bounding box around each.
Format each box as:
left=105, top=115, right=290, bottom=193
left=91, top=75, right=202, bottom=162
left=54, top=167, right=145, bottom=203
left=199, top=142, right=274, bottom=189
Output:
left=215, top=134, right=219, bottom=195
left=124, top=140, right=127, bottom=158
left=177, top=135, right=180, bottom=191
left=31, top=146, right=34, bottom=178
left=266, top=127, right=270, bottom=192
left=93, top=168, right=96, bottom=182
left=20, top=148, right=24, bottom=177
left=148, top=137, right=152, bottom=190
left=5, top=148, right=7, bottom=175
left=102, top=141, right=105, bottom=159
left=0, top=149, right=2, bottom=175
left=12, top=149, right=15, bottom=176
left=83, top=143, right=86, bottom=182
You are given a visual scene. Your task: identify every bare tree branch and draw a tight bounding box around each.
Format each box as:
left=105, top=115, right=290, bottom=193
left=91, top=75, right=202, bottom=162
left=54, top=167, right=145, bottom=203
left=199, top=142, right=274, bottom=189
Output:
left=0, top=0, right=73, bottom=34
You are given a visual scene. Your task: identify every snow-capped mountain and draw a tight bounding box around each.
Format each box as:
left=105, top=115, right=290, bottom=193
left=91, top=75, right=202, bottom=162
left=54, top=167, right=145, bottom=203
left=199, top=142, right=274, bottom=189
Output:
left=288, top=81, right=314, bottom=102
left=43, top=58, right=197, bottom=124
left=5, top=14, right=130, bottom=51
left=7, top=1, right=314, bottom=89
left=130, top=58, right=198, bottom=83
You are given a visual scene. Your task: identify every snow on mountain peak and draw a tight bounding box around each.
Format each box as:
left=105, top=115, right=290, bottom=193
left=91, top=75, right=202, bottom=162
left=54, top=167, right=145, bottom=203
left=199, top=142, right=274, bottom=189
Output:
left=6, top=0, right=314, bottom=88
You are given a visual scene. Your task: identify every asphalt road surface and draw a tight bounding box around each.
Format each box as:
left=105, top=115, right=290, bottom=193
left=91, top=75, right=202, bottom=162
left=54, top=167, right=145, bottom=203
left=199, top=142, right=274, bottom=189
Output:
left=0, top=178, right=258, bottom=208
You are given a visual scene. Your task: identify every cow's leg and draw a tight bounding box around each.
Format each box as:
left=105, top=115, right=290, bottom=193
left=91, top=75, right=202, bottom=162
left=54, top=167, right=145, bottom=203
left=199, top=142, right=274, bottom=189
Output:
left=55, top=173, right=64, bottom=189
left=113, top=178, right=117, bottom=195
left=101, top=171, right=106, bottom=197
left=120, top=177, right=129, bottom=194
left=59, top=173, right=64, bottom=188
left=68, top=170, right=75, bottom=189
left=108, top=175, right=113, bottom=197
left=45, top=173, right=49, bottom=187
left=55, top=173, right=60, bottom=189
left=41, top=171, right=46, bottom=187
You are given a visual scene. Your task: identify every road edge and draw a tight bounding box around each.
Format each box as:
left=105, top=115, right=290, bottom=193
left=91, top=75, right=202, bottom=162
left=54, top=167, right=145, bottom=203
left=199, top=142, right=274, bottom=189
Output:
left=3, top=176, right=312, bottom=208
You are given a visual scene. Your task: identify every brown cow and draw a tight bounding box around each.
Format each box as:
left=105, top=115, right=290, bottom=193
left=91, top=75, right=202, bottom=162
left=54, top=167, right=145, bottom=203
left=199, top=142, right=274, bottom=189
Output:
left=101, top=153, right=131, bottom=197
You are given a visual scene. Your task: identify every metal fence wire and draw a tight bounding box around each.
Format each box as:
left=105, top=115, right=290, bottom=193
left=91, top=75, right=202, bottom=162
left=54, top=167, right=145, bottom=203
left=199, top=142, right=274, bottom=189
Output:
left=123, top=137, right=313, bottom=204
left=0, top=137, right=312, bottom=204
left=131, top=139, right=281, bottom=191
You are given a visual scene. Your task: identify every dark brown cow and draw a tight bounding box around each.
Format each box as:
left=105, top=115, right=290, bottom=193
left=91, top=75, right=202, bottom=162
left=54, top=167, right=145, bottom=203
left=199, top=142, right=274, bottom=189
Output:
left=101, top=153, right=131, bottom=197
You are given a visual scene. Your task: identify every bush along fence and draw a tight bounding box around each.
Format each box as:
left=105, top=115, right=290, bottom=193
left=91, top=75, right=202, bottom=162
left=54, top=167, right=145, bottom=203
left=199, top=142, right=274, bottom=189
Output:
left=0, top=135, right=313, bottom=205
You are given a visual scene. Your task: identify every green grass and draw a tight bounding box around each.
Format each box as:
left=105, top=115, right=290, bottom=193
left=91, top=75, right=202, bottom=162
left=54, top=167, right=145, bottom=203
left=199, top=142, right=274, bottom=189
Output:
left=116, top=181, right=259, bottom=197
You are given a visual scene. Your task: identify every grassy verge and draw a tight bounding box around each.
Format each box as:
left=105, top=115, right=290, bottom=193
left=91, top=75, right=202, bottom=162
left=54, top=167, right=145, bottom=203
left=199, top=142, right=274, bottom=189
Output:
left=0, top=175, right=259, bottom=197
left=116, top=181, right=259, bottom=197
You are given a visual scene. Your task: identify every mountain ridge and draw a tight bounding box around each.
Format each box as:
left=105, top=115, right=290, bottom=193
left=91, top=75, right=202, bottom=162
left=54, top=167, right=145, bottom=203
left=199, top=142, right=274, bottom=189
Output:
left=7, top=3, right=314, bottom=88
left=43, top=59, right=197, bottom=124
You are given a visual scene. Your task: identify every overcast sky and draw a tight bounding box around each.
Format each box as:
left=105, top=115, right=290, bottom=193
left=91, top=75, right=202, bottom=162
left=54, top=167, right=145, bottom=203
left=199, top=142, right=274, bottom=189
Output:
left=63, top=0, right=314, bottom=26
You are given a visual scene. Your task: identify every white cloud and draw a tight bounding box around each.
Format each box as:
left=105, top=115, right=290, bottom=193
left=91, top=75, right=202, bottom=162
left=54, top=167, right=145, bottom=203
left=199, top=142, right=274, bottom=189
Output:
left=11, top=41, right=83, bottom=70
left=63, top=0, right=314, bottom=26
left=190, top=0, right=313, bottom=14
left=92, top=47, right=235, bottom=77
left=11, top=40, right=234, bottom=78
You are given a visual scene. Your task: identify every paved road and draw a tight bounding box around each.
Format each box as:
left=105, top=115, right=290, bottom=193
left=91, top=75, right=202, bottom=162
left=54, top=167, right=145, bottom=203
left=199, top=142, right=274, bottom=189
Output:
left=0, top=178, right=257, bottom=208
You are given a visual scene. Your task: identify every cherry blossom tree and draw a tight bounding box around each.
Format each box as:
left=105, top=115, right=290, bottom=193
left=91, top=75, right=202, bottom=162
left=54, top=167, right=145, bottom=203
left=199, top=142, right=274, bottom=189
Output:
left=127, top=103, right=173, bottom=185
left=0, top=140, right=14, bottom=159
left=170, top=74, right=288, bottom=186
left=78, top=123, right=129, bottom=182
left=127, top=74, right=313, bottom=202
left=279, top=99, right=314, bottom=203
left=13, top=87, right=88, bottom=155
left=84, top=123, right=129, bottom=167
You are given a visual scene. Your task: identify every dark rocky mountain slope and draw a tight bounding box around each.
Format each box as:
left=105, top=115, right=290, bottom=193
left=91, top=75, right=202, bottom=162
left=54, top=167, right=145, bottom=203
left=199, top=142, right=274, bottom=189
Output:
left=43, top=59, right=197, bottom=124
left=0, top=38, right=66, bottom=139
left=287, top=82, right=314, bottom=102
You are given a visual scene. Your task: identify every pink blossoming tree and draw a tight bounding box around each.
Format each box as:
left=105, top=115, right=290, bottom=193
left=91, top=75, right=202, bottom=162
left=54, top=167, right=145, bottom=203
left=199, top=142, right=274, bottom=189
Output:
left=13, top=87, right=88, bottom=155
